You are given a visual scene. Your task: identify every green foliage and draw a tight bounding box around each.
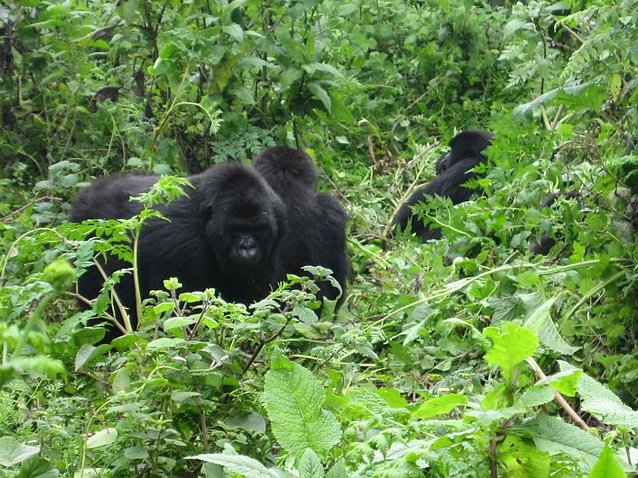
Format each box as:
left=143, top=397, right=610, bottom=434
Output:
left=264, top=351, right=342, bottom=458
left=2, top=0, right=638, bottom=476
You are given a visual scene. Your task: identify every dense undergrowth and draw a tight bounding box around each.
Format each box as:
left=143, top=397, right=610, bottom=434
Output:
left=2, top=0, right=638, bottom=477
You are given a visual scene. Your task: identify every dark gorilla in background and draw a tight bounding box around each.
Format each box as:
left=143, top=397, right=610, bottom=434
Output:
left=71, top=163, right=287, bottom=341
left=253, top=147, right=348, bottom=303
left=395, top=130, right=494, bottom=241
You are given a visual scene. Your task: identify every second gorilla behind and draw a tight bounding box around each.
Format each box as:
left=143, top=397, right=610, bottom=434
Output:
left=253, top=147, right=348, bottom=303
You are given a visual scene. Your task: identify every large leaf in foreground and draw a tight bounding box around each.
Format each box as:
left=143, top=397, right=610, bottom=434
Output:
left=264, top=351, right=341, bottom=458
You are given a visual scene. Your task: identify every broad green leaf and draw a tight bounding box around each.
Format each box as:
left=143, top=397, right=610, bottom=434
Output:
left=187, top=454, right=281, bottom=478
left=513, top=83, right=588, bottom=116
left=222, top=23, right=244, bottom=42
left=171, top=391, right=201, bottom=404
left=163, top=316, right=198, bottom=330
left=298, top=448, right=325, bottom=478
left=560, top=362, right=638, bottom=428
left=75, top=343, right=111, bottom=371
left=377, top=387, right=409, bottom=408
left=0, top=437, right=40, bottom=466
left=146, top=337, right=185, bottom=350
left=307, top=82, right=331, bottom=112
left=230, top=86, right=255, bottom=105
left=326, top=460, right=347, bottom=478
left=483, top=322, right=538, bottom=378
left=264, top=352, right=341, bottom=457
left=589, top=444, right=627, bottom=478
left=517, top=386, right=555, bottom=408
left=224, top=412, right=267, bottom=434
left=413, top=393, right=468, bottom=419
left=86, top=428, right=117, bottom=449
left=525, top=298, right=578, bottom=355
left=536, top=369, right=582, bottom=396
left=111, top=368, right=131, bottom=394
left=521, top=414, right=603, bottom=470
left=293, top=306, right=318, bottom=324
left=500, top=436, right=549, bottom=478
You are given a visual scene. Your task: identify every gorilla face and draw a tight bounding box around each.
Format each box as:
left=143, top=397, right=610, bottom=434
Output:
left=198, top=163, right=286, bottom=273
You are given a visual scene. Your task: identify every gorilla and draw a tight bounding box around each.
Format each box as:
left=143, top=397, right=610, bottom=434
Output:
left=253, top=147, right=348, bottom=303
left=71, top=163, right=287, bottom=341
left=395, top=130, right=494, bottom=241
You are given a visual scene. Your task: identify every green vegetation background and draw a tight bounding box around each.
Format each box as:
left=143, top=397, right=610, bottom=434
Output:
left=1, top=0, right=638, bottom=477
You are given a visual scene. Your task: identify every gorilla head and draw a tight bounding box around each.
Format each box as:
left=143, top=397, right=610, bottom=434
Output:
left=395, top=129, right=493, bottom=241
left=435, top=130, right=494, bottom=175
left=253, top=147, right=319, bottom=196
left=71, top=162, right=287, bottom=340
left=196, top=164, right=286, bottom=271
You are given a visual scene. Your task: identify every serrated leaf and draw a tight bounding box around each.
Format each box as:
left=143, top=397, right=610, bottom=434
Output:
left=514, top=83, right=589, bottom=116
left=483, top=322, right=538, bottom=378
left=503, top=18, right=531, bottom=38
left=86, top=428, right=117, bottom=449
left=521, top=414, right=603, bottom=469
left=264, top=352, right=341, bottom=457
left=589, top=444, right=627, bottom=478
left=413, top=393, right=468, bottom=419
left=559, top=362, right=638, bottom=428
left=524, top=298, right=578, bottom=355
left=326, top=459, right=347, bottom=478
left=500, top=436, right=549, bottom=478
left=187, top=453, right=281, bottom=478
left=298, top=448, right=325, bottom=478
left=0, top=437, right=40, bottom=466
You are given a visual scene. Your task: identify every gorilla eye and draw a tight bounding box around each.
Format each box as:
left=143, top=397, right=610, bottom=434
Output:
left=261, top=210, right=269, bottom=216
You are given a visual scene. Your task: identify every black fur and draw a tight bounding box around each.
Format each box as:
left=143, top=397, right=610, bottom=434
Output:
left=395, top=130, right=494, bottom=241
left=71, top=163, right=287, bottom=340
left=253, top=147, right=348, bottom=302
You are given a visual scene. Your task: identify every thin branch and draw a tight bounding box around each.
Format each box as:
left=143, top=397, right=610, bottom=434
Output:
left=526, top=357, right=589, bottom=431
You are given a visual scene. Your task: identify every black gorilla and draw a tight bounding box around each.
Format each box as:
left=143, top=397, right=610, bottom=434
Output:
left=71, top=163, right=287, bottom=340
left=253, top=147, right=348, bottom=303
left=395, top=130, right=494, bottom=241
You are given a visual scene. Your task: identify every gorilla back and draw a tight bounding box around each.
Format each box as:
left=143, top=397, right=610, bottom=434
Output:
left=395, top=130, right=493, bottom=241
left=253, top=147, right=348, bottom=303
left=71, top=163, right=287, bottom=340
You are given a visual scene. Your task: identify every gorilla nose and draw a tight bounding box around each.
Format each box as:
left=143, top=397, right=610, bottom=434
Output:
left=238, top=237, right=259, bottom=262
